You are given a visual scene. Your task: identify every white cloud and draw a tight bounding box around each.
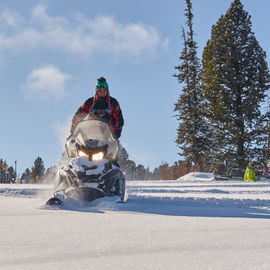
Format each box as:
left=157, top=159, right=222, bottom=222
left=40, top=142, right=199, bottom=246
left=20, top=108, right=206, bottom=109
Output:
left=0, top=4, right=168, bottom=57
left=22, top=65, right=71, bottom=99
left=0, top=9, right=22, bottom=28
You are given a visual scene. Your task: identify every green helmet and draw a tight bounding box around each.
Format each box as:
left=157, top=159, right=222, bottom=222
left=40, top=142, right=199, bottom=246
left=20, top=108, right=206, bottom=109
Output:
left=96, top=77, right=108, bottom=89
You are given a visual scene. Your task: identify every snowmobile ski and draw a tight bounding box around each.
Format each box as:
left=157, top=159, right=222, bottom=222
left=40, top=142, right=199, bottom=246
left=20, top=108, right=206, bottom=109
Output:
left=46, top=197, right=64, bottom=206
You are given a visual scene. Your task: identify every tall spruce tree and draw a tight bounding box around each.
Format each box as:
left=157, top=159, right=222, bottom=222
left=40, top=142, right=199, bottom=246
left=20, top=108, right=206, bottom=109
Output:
left=174, top=0, right=210, bottom=171
left=31, top=157, right=45, bottom=182
left=202, top=0, right=270, bottom=168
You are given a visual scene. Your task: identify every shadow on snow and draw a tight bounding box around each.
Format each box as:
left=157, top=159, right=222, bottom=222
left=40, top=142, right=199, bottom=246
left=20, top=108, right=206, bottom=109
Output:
left=43, top=195, right=270, bottom=219
left=1, top=186, right=270, bottom=219
left=116, top=196, right=270, bottom=219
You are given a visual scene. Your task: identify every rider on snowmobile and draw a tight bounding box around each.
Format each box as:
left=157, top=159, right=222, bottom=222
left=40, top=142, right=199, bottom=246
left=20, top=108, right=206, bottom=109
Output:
left=45, top=78, right=125, bottom=206
left=70, top=77, right=124, bottom=140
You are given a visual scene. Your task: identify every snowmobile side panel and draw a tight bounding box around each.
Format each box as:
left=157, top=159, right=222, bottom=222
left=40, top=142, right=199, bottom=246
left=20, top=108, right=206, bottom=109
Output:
left=100, top=168, right=126, bottom=197
left=213, top=176, right=229, bottom=181
left=64, top=187, right=105, bottom=201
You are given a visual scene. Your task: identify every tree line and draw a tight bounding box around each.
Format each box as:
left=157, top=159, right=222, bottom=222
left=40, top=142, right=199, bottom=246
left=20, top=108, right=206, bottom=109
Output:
left=0, top=157, right=57, bottom=184
left=0, top=143, right=193, bottom=183
left=174, top=0, right=270, bottom=172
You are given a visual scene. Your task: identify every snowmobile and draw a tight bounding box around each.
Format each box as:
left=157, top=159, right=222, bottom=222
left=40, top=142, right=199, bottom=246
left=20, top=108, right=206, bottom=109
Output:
left=46, top=119, right=126, bottom=206
left=212, top=160, right=245, bottom=181
left=214, top=167, right=245, bottom=181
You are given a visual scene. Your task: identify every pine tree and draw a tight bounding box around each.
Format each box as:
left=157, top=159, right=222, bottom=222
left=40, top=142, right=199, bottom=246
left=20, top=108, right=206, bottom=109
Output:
left=144, top=167, right=152, bottom=180
left=174, top=0, right=211, bottom=171
left=118, top=144, right=145, bottom=180
left=152, top=167, right=160, bottom=180
left=201, top=0, right=270, bottom=168
left=0, top=159, right=5, bottom=183
left=118, top=144, right=130, bottom=172
left=0, top=159, right=9, bottom=183
left=31, top=157, right=45, bottom=183
left=135, top=164, right=147, bottom=180
left=21, top=168, right=31, bottom=183
left=7, top=166, right=16, bottom=183
left=125, top=160, right=136, bottom=180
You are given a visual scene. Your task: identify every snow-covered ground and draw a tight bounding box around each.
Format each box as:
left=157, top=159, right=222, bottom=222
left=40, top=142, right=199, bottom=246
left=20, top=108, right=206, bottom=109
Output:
left=1, top=173, right=270, bottom=270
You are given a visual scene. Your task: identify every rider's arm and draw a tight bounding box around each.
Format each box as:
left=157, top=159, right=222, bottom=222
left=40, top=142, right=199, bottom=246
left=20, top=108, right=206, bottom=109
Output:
left=70, top=109, right=86, bottom=134
left=70, top=98, right=92, bottom=134
left=112, top=100, right=124, bottom=139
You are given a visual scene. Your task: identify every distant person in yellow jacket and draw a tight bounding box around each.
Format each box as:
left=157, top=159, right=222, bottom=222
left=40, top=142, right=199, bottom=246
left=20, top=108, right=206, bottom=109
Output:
left=244, top=161, right=256, bottom=182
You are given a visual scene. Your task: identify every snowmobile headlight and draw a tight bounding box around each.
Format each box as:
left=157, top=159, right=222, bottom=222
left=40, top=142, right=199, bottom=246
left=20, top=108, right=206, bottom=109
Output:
left=78, top=150, right=88, bottom=157
left=92, top=152, right=104, bottom=161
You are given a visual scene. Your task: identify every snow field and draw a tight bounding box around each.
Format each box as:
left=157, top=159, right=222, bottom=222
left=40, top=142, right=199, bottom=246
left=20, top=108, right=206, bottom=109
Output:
left=0, top=174, right=270, bottom=270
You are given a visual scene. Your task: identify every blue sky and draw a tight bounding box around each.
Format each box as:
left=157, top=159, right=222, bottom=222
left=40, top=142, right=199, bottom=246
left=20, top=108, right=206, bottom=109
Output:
left=1, top=0, right=270, bottom=175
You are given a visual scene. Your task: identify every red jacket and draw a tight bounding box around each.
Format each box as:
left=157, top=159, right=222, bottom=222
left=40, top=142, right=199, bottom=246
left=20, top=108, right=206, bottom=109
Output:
left=71, top=95, right=124, bottom=139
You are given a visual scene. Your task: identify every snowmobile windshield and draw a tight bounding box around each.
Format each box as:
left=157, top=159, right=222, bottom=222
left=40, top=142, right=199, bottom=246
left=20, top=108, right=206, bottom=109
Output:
left=65, top=120, right=119, bottom=160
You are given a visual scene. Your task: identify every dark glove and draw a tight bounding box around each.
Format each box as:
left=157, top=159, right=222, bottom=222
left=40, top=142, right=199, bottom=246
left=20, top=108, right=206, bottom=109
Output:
left=112, top=130, right=120, bottom=141
left=114, top=130, right=121, bottom=140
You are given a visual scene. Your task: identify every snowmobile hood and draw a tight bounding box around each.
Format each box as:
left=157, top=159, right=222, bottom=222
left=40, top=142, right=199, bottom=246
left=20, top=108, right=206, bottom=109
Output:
left=65, top=119, right=119, bottom=160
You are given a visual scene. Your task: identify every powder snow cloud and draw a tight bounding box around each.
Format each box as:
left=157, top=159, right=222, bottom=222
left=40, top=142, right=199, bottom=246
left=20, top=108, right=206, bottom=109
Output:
left=0, top=4, right=168, bottom=57
left=54, top=116, right=73, bottom=148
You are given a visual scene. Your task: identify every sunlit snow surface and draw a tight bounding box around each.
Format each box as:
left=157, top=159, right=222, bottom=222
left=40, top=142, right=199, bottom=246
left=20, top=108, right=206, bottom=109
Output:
left=1, top=173, right=270, bottom=270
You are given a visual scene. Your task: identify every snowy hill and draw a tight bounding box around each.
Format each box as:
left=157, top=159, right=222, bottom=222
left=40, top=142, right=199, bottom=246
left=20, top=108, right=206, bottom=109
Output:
left=177, top=171, right=215, bottom=181
left=0, top=175, right=270, bottom=270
